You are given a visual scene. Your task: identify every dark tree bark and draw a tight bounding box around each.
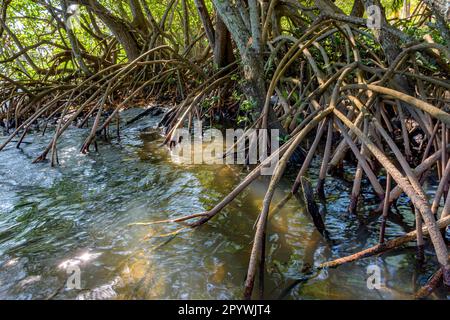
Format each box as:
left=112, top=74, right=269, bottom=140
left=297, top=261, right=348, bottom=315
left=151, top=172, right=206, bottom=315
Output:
left=211, top=0, right=285, bottom=133
left=129, top=0, right=148, bottom=32
left=213, top=15, right=234, bottom=68
left=78, top=0, right=141, bottom=60
left=181, top=0, right=190, bottom=50
left=211, top=0, right=258, bottom=93
left=350, top=0, right=364, bottom=17
left=0, top=0, right=10, bottom=38
left=193, top=0, right=215, bottom=48
left=193, top=0, right=234, bottom=68
left=314, top=0, right=344, bottom=14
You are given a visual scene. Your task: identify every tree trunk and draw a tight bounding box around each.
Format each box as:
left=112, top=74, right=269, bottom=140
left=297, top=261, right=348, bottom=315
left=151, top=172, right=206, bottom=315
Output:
left=213, top=15, right=234, bottom=68
left=211, top=0, right=285, bottom=133
left=350, top=0, right=364, bottom=17
left=181, top=0, right=190, bottom=50
left=362, top=0, right=402, bottom=65
left=425, top=0, right=450, bottom=48
left=193, top=0, right=215, bottom=49
left=61, top=0, right=92, bottom=76
left=129, top=0, right=147, bottom=31
left=0, top=0, right=10, bottom=38
left=314, top=0, right=344, bottom=14
left=78, top=0, right=141, bottom=61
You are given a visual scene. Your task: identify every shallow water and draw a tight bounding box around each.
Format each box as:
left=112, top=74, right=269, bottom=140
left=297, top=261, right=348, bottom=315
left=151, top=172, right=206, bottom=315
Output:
left=0, top=110, right=447, bottom=300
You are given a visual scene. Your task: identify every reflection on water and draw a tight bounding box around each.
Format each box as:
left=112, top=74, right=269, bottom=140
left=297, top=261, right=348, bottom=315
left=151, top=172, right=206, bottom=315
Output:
left=0, top=109, right=447, bottom=300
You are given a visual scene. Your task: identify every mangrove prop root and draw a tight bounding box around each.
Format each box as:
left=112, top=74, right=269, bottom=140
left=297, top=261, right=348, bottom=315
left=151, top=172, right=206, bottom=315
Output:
left=414, top=259, right=450, bottom=300
left=319, top=216, right=450, bottom=269
left=300, top=176, right=327, bottom=238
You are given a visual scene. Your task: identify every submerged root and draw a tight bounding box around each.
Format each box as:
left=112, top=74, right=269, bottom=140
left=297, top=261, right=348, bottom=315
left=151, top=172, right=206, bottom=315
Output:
left=319, top=215, right=450, bottom=269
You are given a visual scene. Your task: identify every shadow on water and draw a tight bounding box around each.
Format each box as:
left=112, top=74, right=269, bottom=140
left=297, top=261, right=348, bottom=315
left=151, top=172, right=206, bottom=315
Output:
left=0, top=109, right=447, bottom=300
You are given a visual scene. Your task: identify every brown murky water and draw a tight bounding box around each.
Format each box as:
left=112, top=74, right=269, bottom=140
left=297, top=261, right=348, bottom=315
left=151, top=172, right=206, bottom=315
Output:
left=0, top=109, right=447, bottom=299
